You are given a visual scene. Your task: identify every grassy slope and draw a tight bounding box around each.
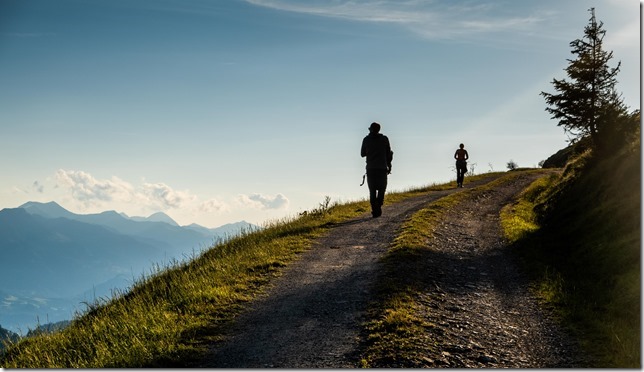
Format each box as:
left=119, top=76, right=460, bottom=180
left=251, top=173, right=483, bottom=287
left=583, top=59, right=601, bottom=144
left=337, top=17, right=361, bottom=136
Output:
left=0, top=173, right=495, bottom=368
left=501, top=145, right=641, bottom=367
left=0, top=203, right=365, bottom=367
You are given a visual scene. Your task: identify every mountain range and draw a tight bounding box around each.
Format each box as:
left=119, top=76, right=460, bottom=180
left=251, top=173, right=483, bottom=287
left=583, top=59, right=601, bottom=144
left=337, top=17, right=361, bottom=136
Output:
left=0, top=201, right=258, bottom=334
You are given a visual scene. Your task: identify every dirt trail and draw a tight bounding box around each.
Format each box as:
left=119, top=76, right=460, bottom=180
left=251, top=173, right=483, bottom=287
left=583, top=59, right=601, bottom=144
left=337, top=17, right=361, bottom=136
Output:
left=197, top=172, right=582, bottom=368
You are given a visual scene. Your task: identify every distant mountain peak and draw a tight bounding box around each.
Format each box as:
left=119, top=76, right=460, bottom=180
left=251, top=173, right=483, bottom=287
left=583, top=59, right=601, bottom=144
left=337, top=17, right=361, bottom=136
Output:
left=146, top=212, right=178, bottom=226
left=20, top=201, right=63, bottom=210
left=19, top=201, right=75, bottom=219
left=127, top=211, right=178, bottom=225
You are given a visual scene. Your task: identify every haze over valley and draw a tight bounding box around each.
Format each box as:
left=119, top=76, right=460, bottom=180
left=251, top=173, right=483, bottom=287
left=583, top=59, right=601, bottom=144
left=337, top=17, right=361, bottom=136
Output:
left=0, top=201, right=256, bottom=334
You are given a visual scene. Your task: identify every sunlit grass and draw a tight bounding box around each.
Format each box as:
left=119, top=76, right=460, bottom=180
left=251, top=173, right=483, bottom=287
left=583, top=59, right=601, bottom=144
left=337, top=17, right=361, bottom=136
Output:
left=1, top=211, right=334, bottom=367
left=0, top=172, right=502, bottom=368
left=500, top=175, right=556, bottom=243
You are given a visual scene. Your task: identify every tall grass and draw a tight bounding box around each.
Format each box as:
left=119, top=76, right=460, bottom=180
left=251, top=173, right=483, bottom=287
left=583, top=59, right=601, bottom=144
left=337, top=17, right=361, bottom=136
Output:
left=0, top=210, right=350, bottom=367
left=0, top=174, right=498, bottom=368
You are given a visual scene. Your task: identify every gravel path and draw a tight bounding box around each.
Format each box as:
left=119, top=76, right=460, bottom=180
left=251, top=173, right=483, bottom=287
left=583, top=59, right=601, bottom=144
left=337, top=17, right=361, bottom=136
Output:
left=197, top=171, right=583, bottom=368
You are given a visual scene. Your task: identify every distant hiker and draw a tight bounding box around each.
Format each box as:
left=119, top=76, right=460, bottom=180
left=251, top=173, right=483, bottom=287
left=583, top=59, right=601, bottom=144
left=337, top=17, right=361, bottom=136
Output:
left=361, top=122, right=393, bottom=218
left=454, top=143, right=469, bottom=188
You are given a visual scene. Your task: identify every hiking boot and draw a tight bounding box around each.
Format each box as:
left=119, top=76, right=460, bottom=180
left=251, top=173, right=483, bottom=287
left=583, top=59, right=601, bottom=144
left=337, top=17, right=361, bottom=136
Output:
left=372, top=207, right=382, bottom=218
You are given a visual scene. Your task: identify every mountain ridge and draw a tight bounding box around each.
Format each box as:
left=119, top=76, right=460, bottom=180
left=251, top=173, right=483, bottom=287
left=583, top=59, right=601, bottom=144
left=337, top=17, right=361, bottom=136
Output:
left=0, top=201, right=259, bottom=334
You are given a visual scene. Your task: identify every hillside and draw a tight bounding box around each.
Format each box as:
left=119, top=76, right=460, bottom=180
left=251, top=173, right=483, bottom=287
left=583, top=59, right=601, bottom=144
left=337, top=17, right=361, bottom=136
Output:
left=0, top=156, right=639, bottom=367
left=509, top=143, right=641, bottom=367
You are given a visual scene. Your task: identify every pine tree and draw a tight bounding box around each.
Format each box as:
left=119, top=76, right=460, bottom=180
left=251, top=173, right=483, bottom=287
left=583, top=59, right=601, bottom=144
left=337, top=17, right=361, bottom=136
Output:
left=541, top=8, right=628, bottom=152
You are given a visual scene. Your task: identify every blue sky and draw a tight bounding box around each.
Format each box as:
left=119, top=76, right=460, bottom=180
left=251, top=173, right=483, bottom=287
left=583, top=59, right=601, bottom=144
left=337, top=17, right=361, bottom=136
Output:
left=0, top=0, right=639, bottom=228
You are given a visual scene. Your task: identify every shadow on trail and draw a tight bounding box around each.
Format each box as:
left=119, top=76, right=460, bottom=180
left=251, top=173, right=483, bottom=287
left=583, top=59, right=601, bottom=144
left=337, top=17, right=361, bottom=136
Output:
left=323, top=217, right=372, bottom=228
left=378, top=242, right=525, bottom=306
left=196, top=243, right=385, bottom=368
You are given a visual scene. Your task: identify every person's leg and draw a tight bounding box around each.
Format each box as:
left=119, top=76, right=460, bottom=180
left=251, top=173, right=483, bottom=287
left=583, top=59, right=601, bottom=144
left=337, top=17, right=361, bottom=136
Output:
left=456, top=162, right=465, bottom=186
left=368, top=169, right=387, bottom=217
left=460, top=163, right=467, bottom=186
left=367, top=181, right=377, bottom=215
left=377, top=172, right=387, bottom=206
left=375, top=170, right=387, bottom=216
left=366, top=170, right=379, bottom=216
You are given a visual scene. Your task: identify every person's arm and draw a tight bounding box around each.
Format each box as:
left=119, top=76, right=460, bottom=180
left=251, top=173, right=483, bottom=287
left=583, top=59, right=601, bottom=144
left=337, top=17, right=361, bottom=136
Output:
left=464, top=150, right=469, bottom=161
left=386, top=138, right=393, bottom=173
left=361, top=138, right=367, bottom=158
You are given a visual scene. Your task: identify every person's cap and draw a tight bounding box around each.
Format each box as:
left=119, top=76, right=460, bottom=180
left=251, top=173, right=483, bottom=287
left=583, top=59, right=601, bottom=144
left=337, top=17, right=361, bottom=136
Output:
left=369, top=122, right=381, bottom=131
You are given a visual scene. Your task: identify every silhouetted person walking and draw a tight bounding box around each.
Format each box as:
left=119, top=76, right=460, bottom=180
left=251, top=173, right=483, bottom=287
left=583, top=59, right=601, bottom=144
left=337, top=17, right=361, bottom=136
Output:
left=454, top=143, right=469, bottom=188
left=361, top=122, right=393, bottom=218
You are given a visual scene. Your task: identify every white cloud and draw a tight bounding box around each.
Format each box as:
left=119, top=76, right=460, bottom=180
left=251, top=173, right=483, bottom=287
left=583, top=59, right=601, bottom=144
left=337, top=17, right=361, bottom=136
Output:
left=237, top=193, right=290, bottom=210
left=245, top=0, right=427, bottom=23
left=55, top=169, right=134, bottom=204
left=54, top=169, right=197, bottom=211
left=199, top=198, right=229, bottom=213
left=244, top=0, right=551, bottom=40
left=39, top=170, right=290, bottom=226
left=141, top=182, right=196, bottom=209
